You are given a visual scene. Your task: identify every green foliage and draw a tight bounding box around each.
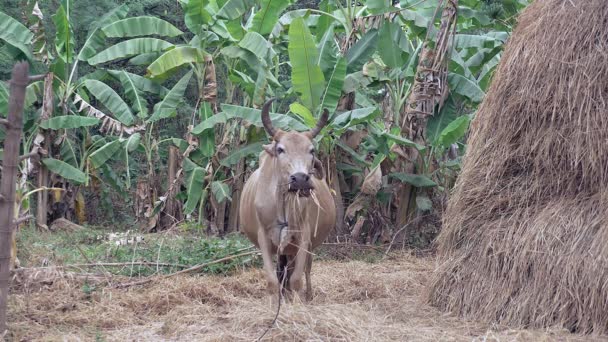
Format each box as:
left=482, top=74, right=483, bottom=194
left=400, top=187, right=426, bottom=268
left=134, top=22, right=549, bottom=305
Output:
left=435, top=114, right=473, bottom=149
left=0, top=0, right=530, bottom=232
left=88, top=38, right=174, bottom=65
left=184, top=164, right=206, bottom=214
left=42, top=158, right=87, bottom=183
left=319, top=56, right=346, bottom=116
left=217, top=0, right=255, bottom=20
left=251, top=0, right=293, bottom=36
left=211, top=181, right=231, bottom=204
left=16, top=226, right=257, bottom=276
left=377, top=21, right=411, bottom=68
left=52, top=3, right=76, bottom=63
left=192, top=104, right=309, bottom=135
left=147, top=70, right=193, bottom=123
left=102, top=16, right=183, bottom=38
left=39, top=115, right=100, bottom=129
left=146, top=46, right=205, bottom=79
left=89, top=140, right=122, bottom=169
left=83, top=79, right=135, bottom=125
left=390, top=173, right=437, bottom=188
left=289, top=17, right=325, bottom=113
left=0, top=10, right=34, bottom=60
left=115, top=70, right=148, bottom=118
left=220, top=142, right=264, bottom=167
left=346, top=29, right=378, bottom=73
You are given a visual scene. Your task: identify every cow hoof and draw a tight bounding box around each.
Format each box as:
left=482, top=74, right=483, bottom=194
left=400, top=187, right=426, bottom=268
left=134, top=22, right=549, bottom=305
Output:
left=290, top=290, right=305, bottom=304
left=289, top=277, right=303, bottom=292
left=266, top=276, right=279, bottom=295
left=305, top=291, right=313, bottom=303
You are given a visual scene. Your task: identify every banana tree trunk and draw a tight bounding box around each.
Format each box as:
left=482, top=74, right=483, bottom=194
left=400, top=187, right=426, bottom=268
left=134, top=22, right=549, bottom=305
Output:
left=162, top=145, right=183, bottom=227
left=227, top=156, right=244, bottom=233
left=395, top=0, right=458, bottom=232
left=329, top=92, right=357, bottom=237
left=0, top=62, right=30, bottom=334
left=35, top=73, right=54, bottom=230
left=36, top=161, right=49, bottom=227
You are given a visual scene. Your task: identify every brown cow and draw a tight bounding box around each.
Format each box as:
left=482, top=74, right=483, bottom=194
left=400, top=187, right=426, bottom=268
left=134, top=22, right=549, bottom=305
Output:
left=239, top=99, right=336, bottom=301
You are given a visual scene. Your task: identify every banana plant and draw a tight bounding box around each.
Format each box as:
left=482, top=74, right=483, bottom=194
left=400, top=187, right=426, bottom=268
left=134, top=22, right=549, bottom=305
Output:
left=0, top=2, right=188, bottom=225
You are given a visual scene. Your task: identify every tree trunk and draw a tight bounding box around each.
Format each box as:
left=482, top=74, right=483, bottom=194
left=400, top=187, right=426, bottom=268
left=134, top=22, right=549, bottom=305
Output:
left=328, top=155, right=345, bottom=236
left=162, top=145, right=183, bottom=227
left=35, top=163, right=49, bottom=227
left=0, top=62, right=30, bottom=334
left=227, top=156, right=245, bottom=233
left=35, top=73, right=54, bottom=230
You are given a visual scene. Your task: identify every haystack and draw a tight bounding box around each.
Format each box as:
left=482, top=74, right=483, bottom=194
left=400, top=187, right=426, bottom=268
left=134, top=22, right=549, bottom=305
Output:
left=427, top=0, right=608, bottom=334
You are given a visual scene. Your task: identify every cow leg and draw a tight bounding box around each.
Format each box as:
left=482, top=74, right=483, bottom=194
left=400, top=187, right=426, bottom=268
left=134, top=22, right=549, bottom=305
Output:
left=305, top=253, right=313, bottom=302
left=276, top=255, right=289, bottom=296
left=289, top=241, right=310, bottom=301
left=257, top=229, right=279, bottom=295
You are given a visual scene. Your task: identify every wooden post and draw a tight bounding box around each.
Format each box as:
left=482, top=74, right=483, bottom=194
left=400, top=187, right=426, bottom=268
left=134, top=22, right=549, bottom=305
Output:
left=0, top=62, right=29, bottom=334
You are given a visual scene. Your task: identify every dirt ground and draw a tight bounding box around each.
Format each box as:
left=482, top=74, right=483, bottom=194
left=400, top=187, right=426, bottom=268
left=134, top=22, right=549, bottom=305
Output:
left=7, top=252, right=606, bottom=341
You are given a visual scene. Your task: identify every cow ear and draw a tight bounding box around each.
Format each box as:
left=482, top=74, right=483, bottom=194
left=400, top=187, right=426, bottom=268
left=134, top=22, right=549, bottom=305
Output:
left=263, top=143, right=276, bottom=156
left=312, top=157, right=325, bottom=179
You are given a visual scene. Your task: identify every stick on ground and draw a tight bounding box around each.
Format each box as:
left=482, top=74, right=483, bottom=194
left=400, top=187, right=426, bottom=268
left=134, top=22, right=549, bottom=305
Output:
left=114, top=250, right=260, bottom=289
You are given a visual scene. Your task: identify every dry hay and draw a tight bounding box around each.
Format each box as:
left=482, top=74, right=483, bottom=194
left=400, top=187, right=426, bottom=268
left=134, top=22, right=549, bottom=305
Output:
left=427, top=0, right=608, bottom=336
left=7, top=253, right=597, bottom=341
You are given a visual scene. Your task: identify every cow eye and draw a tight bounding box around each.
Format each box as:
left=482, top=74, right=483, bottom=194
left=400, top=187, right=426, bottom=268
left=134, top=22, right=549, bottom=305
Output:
left=276, top=146, right=285, bottom=154
left=310, top=148, right=315, bottom=154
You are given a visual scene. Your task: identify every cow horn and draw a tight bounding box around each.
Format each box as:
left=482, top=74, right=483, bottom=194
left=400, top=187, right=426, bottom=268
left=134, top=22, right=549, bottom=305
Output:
left=261, top=98, right=277, bottom=138
left=307, top=108, right=330, bottom=138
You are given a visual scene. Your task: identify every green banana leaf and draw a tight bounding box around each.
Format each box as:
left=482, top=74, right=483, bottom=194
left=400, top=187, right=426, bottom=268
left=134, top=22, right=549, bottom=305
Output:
left=147, top=71, right=193, bottom=123
left=102, top=16, right=183, bottom=38
left=184, top=165, right=206, bottom=214
left=217, top=0, right=255, bottom=20
left=220, top=142, right=264, bottom=167
left=192, top=104, right=309, bottom=135
left=52, top=3, right=75, bottom=63
left=83, top=79, right=135, bottom=126
left=40, top=115, right=100, bottom=130
left=43, top=158, right=87, bottom=184
left=319, top=56, right=346, bottom=116
left=117, top=70, right=148, bottom=118
left=251, top=0, right=292, bottom=36
left=89, top=140, right=122, bottom=169
left=77, top=5, right=129, bottom=61
left=390, top=173, right=437, bottom=188
left=346, top=29, right=378, bottom=73
left=147, top=46, right=206, bottom=79
left=211, top=181, right=232, bottom=203
left=289, top=17, right=325, bottom=113
left=88, top=38, right=173, bottom=65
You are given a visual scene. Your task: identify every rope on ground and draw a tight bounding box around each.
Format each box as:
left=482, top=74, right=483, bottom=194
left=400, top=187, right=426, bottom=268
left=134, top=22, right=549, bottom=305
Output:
left=256, top=264, right=287, bottom=341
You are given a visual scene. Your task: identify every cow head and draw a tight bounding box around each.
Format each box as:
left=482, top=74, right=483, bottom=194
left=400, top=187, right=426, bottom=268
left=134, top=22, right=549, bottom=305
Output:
left=261, top=99, right=328, bottom=196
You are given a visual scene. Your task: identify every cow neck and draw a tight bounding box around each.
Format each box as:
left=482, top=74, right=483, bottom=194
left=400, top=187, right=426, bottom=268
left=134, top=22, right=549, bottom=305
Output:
left=260, top=148, right=290, bottom=230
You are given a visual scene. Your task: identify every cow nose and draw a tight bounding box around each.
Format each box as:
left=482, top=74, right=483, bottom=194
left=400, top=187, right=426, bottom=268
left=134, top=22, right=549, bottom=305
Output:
left=289, top=172, right=311, bottom=188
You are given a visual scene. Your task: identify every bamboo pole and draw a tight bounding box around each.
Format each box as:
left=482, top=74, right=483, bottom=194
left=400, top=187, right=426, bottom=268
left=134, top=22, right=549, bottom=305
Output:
left=0, top=62, right=30, bottom=334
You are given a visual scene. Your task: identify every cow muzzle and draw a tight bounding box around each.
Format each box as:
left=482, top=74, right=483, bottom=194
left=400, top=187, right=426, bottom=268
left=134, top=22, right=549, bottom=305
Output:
left=288, top=172, right=313, bottom=197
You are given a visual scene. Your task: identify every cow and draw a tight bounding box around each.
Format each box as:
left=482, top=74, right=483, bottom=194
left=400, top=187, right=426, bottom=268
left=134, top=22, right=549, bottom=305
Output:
left=239, top=99, right=336, bottom=302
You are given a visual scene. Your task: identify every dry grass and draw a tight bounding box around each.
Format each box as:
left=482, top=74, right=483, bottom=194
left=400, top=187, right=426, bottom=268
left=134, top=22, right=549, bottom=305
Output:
left=428, top=0, right=608, bottom=335
left=7, top=252, right=598, bottom=341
